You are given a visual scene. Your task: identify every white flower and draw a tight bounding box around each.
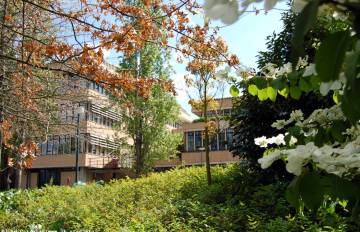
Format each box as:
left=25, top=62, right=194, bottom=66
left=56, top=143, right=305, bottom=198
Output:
left=292, top=0, right=308, bottom=13
left=332, top=11, right=348, bottom=21
left=304, top=129, right=317, bottom=137
left=320, top=82, right=332, bottom=96
left=258, top=150, right=282, bottom=169
left=263, top=63, right=277, bottom=76
left=289, top=136, right=298, bottom=146
left=303, top=63, right=317, bottom=77
left=271, top=119, right=287, bottom=130
left=286, top=142, right=317, bottom=175
left=290, top=110, right=304, bottom=122
left=320, top=80, right=343, bottom=96
left=277, top=62, right=292, bottom=75
left=273, top=134, right=286, bottom=146
left=296, top=56, right=308, bottom=70
left=204, top=0, right=239, bottom=25
left=254, top=136, right=268, bottom=148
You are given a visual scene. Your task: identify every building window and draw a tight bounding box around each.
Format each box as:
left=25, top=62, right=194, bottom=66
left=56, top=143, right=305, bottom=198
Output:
left=46, top=137, right=53, bottom=155
left=52, top=136, right=59, bottom=155
left=70, top=136, right=76, bottom=154
left=219, top=131, right=226, bottom=150
left=88, top=143, right=92, bottom=153
left=226, top=128, right=234, bottom=149
left=194, top=131, right=202, bottom=150
left=41, top=142, right=47, bottom=155
left=59, top=135, right=65, bottom=154
left=64, top=135, right=70, bottom=154
left=38, top=169, right=60, bottom=187
left=210, top=135, right=218, bottom=151
left=186, top=132, right=194, bottom=152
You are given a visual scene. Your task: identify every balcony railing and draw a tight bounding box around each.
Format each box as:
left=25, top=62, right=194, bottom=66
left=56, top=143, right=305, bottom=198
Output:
left=87, top=156, right=120, bottom=168
left=87, top=155, right=133, bottom=169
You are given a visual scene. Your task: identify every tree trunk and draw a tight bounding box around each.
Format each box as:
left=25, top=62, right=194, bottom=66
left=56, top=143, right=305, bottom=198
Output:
left=0, top=0, right=8, bottom=191
left=16, top=169, right=22, bottom=189
left=134, top=119, right=143, bottom=177
left=204, top=79, right=211, bottom=185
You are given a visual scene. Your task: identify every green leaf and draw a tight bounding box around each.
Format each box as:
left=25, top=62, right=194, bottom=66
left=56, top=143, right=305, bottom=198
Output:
left=286, top=176, right=301, bottom=212
left=258, top=88, right=268, bottom=101
left=271, top=78, right=286, bottom=90
left=252, top=77, right=268, bottom=89
left=342, top=42, right=360, bottom=123
left=248, top=84, right=258, bottom=96
left=288, top=126, right=301, bottom=138
left=315, top=31, right=350, bottom=82
left=314, top=127, right=329, bottom=146
left=299, top=172, right=324, bottom=211
left=332, top=91, right=341, bottom=105
left=278, top=86, right=289, bottom=98
left=329, top=120, right=348, bottom=142
left=322, top=174, right=359, bottom=202
left=230, top=85, right=240, bottom=97
left=288, top=71, right=299, bottom=85
left=310, top=75, right=320, bottom=89
left=291, top=0, right=320, bottom=65
left=290, top=86, right=302, bottom=100
left=266, top=86, right=277, bottom=102
left=299, top=78, right=312, bottom=92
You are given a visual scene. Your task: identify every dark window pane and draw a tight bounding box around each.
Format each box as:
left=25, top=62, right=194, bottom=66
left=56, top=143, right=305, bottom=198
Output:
left=46, top=137, right=53, bottom=155
left=195, top=131, right=202, bottom=150
left=219, top=131, right=226, bottom=150
left=88, top=143, right=92, bottom=153
left=187, top=132, right=194, bottom=152
left=38, top=169, right=60, bottom=187
left=226, top=128, right=234, bottom=149
left=53, top=136, right=59, bottom=155
left=58, top=136, right=64, bottom=154
left=210, top=135, right=218, bottom=151
left=71, top=136, right=76, bottom=154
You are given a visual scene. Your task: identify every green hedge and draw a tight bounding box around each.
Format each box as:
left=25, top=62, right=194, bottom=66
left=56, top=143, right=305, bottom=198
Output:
left=0, top=165, right=356, bottom=231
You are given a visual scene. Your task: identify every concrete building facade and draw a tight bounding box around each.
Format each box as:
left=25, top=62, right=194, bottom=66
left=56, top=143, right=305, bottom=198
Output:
left=155, top=97, right=239, bottom=169
left=22, top=71, right=134, bottom=188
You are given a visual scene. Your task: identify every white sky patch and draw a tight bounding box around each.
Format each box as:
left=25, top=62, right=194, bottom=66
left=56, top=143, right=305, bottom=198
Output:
left=171, top=72, right=195, bottom=116
left=102, top=48, right=111, bottom=60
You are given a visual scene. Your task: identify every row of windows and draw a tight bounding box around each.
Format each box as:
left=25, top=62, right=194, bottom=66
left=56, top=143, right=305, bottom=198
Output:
left=65, top=76, right=108, bottom=96
left=205, top=109, right=232, bottom=117
left=39, top=135, right=114, bottom=156
left=185, top=128, right=233, bottom=152
left=86, top=81, right=107, bottom=95
left=59, top=104, right=118, bottom=128
left=87, top=112, right=117, bottom=128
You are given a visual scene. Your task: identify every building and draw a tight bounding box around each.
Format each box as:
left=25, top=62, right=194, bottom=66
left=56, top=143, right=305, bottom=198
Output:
left=155, top=97, right=239, bottom=169
left=20, top=69, right=134, bottom=188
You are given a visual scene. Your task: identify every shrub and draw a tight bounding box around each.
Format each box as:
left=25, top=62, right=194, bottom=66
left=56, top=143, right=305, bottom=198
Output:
left=0, top=165, right=356, bottom=231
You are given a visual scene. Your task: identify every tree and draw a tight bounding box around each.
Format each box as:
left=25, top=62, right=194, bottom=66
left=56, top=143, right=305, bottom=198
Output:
left=115, top=41, right=181, bottom=176
left=180, top=25, right=239, bottom=185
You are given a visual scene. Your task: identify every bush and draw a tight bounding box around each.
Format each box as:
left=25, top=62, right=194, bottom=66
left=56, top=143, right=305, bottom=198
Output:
left=0, top=165, right=356, bottom=231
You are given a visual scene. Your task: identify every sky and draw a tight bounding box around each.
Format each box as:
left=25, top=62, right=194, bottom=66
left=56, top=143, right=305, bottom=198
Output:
left=103, top=1, right=290, bottom=117
left=170, top=1, right=289, bottom=116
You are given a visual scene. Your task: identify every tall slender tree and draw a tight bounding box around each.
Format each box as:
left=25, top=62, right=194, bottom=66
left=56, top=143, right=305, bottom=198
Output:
left=115, top=41, right=181, bottom=176
left=180, top=25, right=239, bottom=185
